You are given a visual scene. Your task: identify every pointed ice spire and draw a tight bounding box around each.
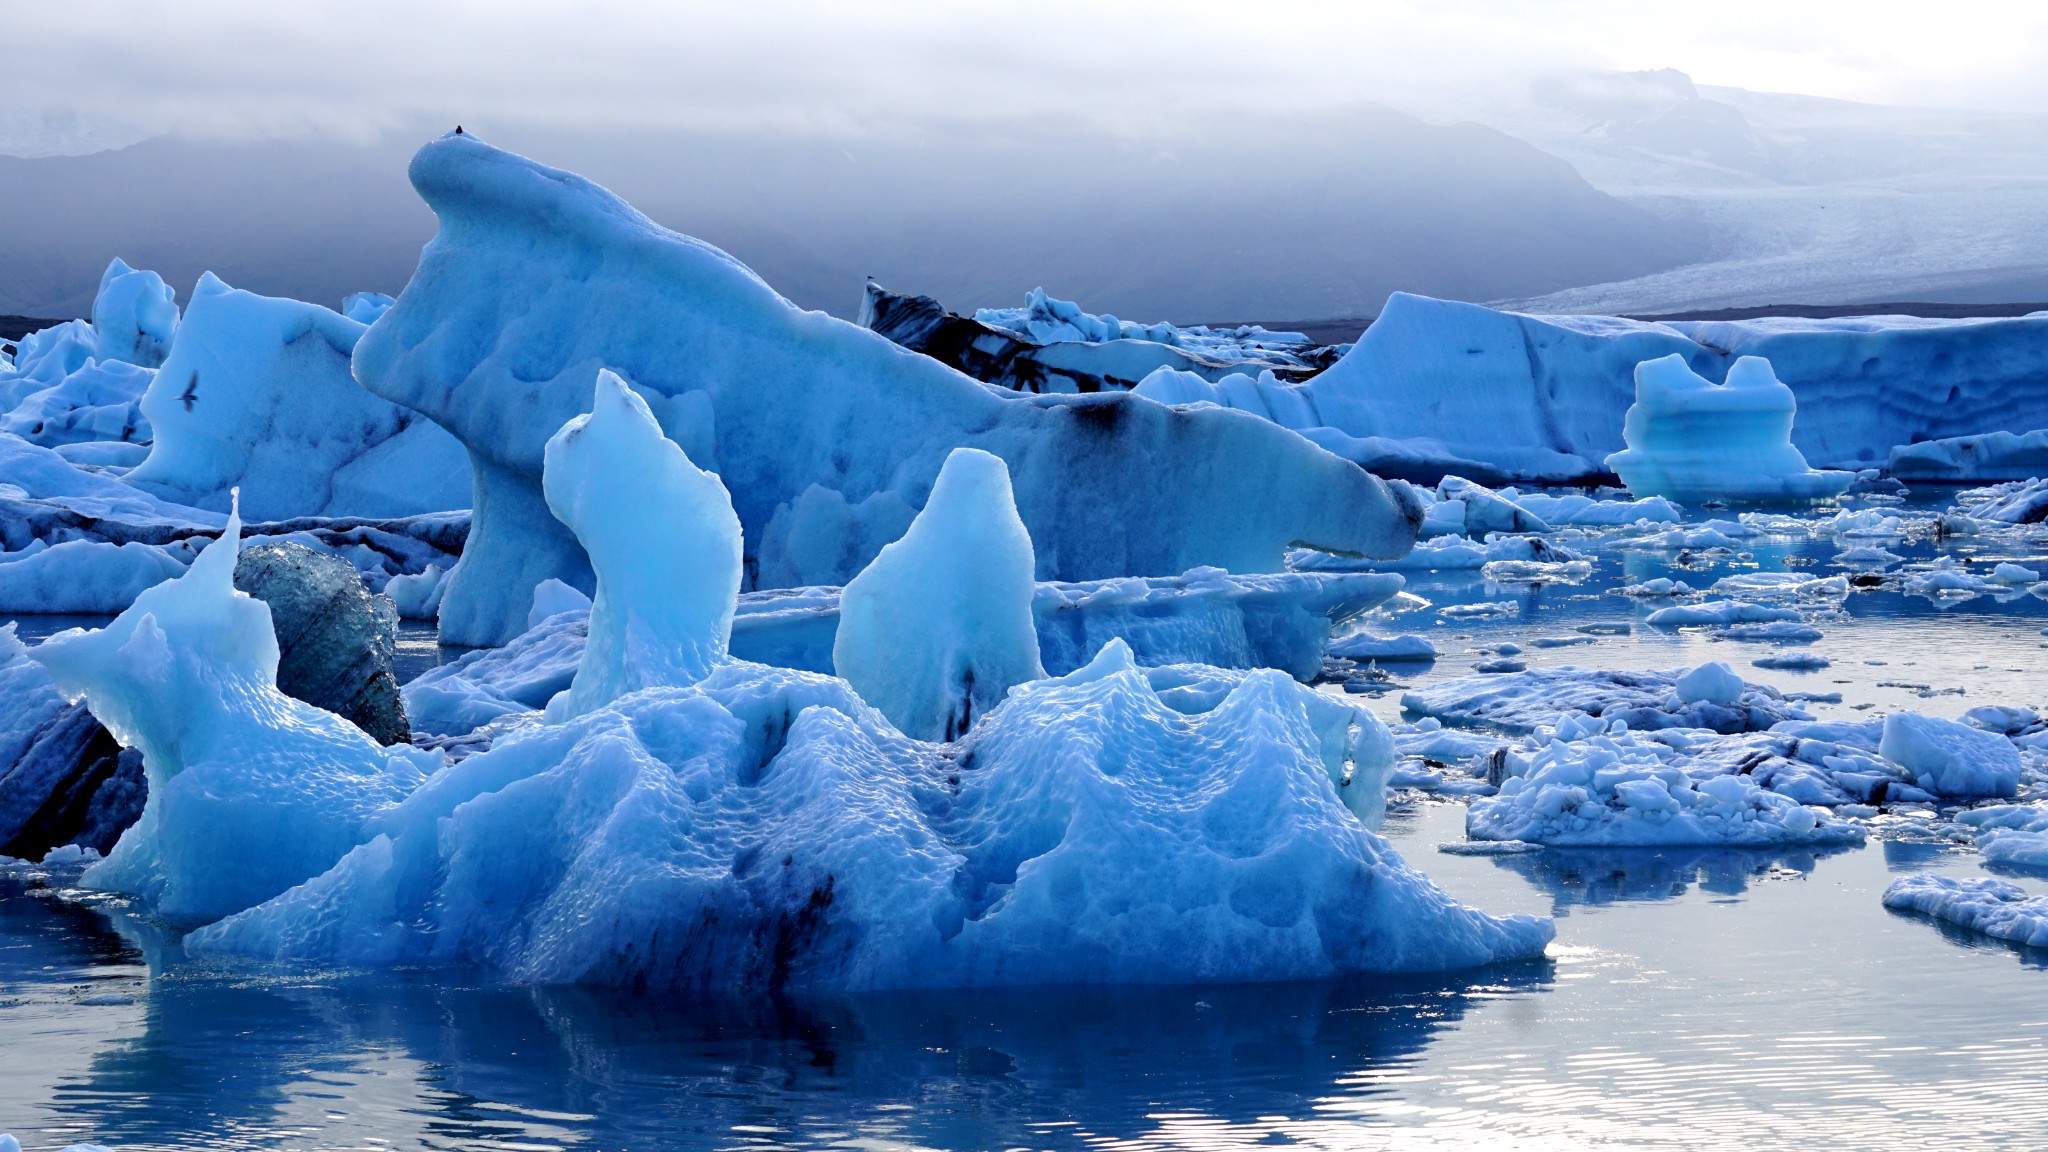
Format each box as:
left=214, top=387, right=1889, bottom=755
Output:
left=541, top=368, right=743, bottom=719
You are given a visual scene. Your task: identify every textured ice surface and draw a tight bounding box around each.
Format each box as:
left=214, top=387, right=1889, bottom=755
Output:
left=197, top=640, right=1549, bottom=988
left=1883, top=874, right=2048, bottom=948
left=1298, top=294, right=2048, bottom=481
left=1957, top=806, right=2048, bottom=868
left=1402, top=666, right=1810, bottom=735
left=1466, top=715, right=1860, bottom=847
left=0, top=540, right=186, bottom=613
left=835, top=448, right=1043, bottom=741
left=1878, top=712, right=2020, bottom=799
left=124, top=273, right=468, bottom=521
left=541, top=370, right=741, bottom=721
left=1329, top=633, right=1438, bottom=662
left=27, top=500, right=432, bottom=923
left=0, top=626, right=141, bottom=860
left=352, top=132, right=1419, bottom=644
left=1606, top=355, right=1851, bottom=504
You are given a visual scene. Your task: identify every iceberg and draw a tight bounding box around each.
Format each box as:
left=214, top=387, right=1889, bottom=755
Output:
left=27, top=498, right=433, bottom=923
left=1465, top=714, right=1859, bottom=848
left=124, top=273, right=469, bottom=521
left=1883, top=874, right=2048, bottom=949
left=196, top=641, right=1549, bottom=988
left=353, top=132, right=1421, bottom=645
left=1888, top=430, right=2048, bottom=484
left=0, top=626, right=141, bottom=861
left=835, top=447, right=1044, bottom=741
left=0, top=358, right=152, bottom=449
left=1604, top=355, right=1853, bottom=504
left=232, top=541, right=409, bottom=745
left=1294, top=294, right=2048, bottom=482
left=539, top=369, right=742, bottom=721
left=1878, top=712, right=2020, bottom=799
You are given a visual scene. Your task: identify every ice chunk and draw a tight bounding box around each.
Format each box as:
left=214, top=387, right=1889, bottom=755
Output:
left=527, top=577, right=592, bottom=628
left=835, top=448, right=1043, bottom=741
left=1645, top=600, right=1800, bottom=628
left=89, top=258, right=181, bottom=368
left=1605, top=355, right=1853, bottom=503
left=386, top=563, right=448, bottom=620
left=1330, top=633, right=1438, bottom=662
left=1883, top=874, right=2048, bottom=949
left=1879, top=712, right=2020, bottom=798
left=1888, top=429, right=2048, bottom=484
left=354, top=133, right=1420, bottom=645
left=1753, top=652, right=1830, bottom=671
left=341, top=291, right=395, bottom=324
left=541, top=369, right=743, bottom=721
left=0, top=626, right=142, bottom=861
left=1438, top=476, right=1550, bottom=534
left=0, top=540, right=186, bottom=613
left=1467, top=724, right=1859, bottom=847
left=1677, top=662, right=1743, bottom=706
left=125, top=273, right=469, bottom=520
left=1508, top=492, right=1681, bottom=526
left=195, top=650, right=1550, bottom=987
left=27, top=497, right=432, bottom=924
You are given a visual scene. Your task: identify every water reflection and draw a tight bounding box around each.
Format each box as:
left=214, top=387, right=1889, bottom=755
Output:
left=6, top=882, right=1554, bottom=1152
left=1490, top=844, right=1855, bottom=911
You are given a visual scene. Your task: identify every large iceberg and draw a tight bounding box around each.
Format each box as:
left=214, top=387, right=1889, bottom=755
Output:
left=1281, top=294, right=2048, bottom=482
left=835, top=447, right=1045, bottom=740
left=89, top=258, right=182, bottom=369
left=124, top=273, right=469, bottom=521
left=353, top=132, right=1421, bottom=645
left=1604, top=355, right=1853, bottom=503
left=27, top=498, right=432, bottom=923
left=540, top=369, right=743, bottom=720
left=196, top=641, right=1550, bottom=988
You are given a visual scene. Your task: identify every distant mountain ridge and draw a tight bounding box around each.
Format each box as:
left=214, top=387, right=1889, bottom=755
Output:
left=0, top=107, right=1709, bottom=323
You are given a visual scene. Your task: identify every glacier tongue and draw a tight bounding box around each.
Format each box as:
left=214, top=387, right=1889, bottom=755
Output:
left=540, top=369, right=742, bottom=721
left=834, top=447, right=1045, bottom=742
left=353, top=131, right=1421, bottom=646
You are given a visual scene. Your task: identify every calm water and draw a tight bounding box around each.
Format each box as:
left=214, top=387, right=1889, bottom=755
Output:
left=5, top=496, right=2048, bottom=1149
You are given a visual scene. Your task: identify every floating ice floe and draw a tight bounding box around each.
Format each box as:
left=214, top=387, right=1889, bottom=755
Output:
left=1882, top=874, right=2048, bottom=948
left=26, top=498, right=434, bottom=924
left=1605, top=355, right=1854, bottom=504
left=1619, top=577, right=1692, bottom=598
left=1503, top=491, right=1681, bottom=527
left=1716, top=621, right=1825, bottom=643
left=1402, top=665, right=1810, bottom=735
left=352, top=132, right=1419, bottom=646
left=124, top=273, right=470, bottom=521
left=1465, top=714, right=1861, bottom=847
left=1329, top=633, right=1438, bottom=662
left=1644, top=600, right=1800, bottom=628
left=1953, top=806, right=2048, bottom=869
left=1753, top=652, right=1831, bottom=671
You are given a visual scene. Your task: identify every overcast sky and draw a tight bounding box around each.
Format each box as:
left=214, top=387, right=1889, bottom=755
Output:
left=5, top=0, right=2047, bottom=154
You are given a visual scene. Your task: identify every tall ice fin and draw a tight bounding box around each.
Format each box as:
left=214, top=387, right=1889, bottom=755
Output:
left=835, top=447, right=1046, bottom=741
left=90, top=257, right=181, bottom=368
left=542, top=369, right=743, bottom=720
left=27, top=489, right=430, bottom=924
